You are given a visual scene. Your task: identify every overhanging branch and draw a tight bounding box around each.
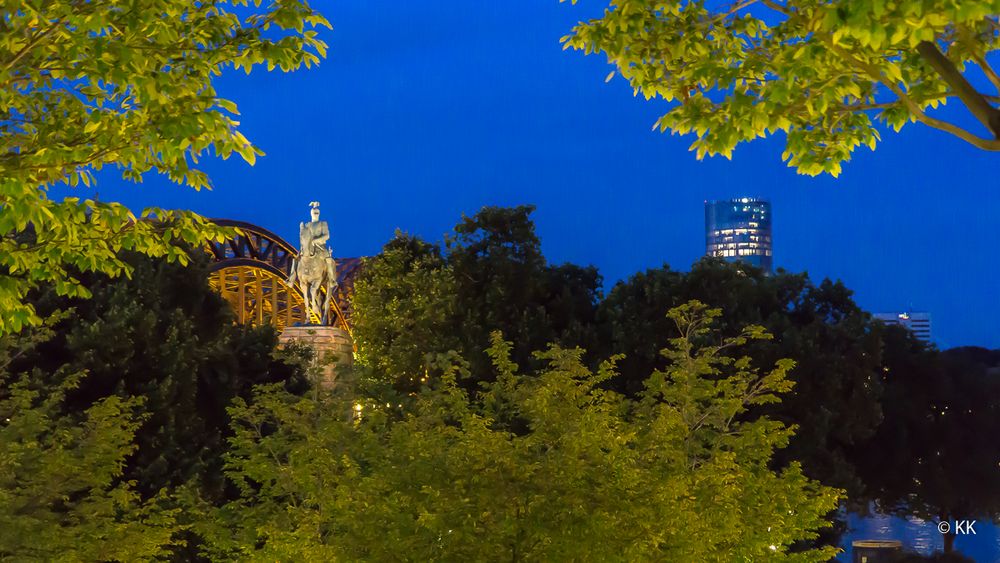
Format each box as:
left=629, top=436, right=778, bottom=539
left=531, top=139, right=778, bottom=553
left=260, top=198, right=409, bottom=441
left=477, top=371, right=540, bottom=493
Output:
left=916, top=40, right=1000, bottom=139
left=825, top=39, right=1000, bottom=150
left=912, top=111, right=1000, bottom=151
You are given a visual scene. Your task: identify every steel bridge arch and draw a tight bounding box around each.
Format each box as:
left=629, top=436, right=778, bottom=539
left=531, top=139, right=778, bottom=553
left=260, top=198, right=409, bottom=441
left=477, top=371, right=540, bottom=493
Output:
left=205, top=219, right=359, bottom=335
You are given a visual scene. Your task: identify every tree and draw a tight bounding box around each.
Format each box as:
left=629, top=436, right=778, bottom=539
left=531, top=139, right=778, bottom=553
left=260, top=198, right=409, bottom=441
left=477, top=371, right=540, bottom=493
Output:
left=210, top=302, right=841, bottom=561
left=445, top=206, right=603, bottom=378
left=0, top=318, right=181, bottom=559
left=8, top=250, right=310, bottom=504
left=598, top=259, right=884, bottom=495
left=562, top=0, right=1000, bottom=176
left=852, top=327, right=1000, bottom=554
left=0, top=0, right=330, bottom=334
left=351, top=233, right=461, bottom=390
left=353, top=206, right=602, bottom=391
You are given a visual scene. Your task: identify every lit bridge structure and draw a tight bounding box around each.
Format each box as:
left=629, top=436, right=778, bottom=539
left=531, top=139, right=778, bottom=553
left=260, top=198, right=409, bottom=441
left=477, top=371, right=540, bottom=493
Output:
left=204, top=219, right=362, bottom=336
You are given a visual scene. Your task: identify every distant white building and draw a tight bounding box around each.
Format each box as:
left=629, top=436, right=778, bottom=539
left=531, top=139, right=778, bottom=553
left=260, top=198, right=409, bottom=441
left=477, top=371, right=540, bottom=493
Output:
left=873, top=311, right=932, bottom=343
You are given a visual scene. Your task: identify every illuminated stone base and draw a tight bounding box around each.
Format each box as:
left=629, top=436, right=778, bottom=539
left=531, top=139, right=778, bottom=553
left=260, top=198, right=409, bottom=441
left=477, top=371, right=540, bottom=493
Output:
left=279, top=325, right=353, bottom=389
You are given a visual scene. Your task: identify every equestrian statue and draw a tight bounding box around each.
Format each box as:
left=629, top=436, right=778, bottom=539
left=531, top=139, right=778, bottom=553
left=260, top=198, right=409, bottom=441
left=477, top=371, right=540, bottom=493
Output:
left=288, top=201, right=338, bottom=325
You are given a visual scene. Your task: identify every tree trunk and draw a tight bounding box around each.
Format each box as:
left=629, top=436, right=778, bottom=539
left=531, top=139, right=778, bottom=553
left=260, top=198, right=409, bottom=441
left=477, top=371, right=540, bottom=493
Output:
left=943, top=529, right=956, bottom=553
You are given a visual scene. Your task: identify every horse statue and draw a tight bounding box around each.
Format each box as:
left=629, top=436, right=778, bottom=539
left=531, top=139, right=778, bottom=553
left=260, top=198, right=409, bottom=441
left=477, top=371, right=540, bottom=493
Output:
left=288, top=201, right=338, bottom=325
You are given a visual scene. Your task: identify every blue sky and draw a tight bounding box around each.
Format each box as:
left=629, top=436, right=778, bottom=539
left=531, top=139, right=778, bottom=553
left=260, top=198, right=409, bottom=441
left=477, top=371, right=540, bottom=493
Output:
left=86, top=1, right=999, bottom=348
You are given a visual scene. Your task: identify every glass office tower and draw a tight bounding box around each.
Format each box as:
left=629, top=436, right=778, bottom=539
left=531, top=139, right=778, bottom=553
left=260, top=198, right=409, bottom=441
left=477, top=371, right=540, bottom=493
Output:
left=705, top=198, right=773, bottom=273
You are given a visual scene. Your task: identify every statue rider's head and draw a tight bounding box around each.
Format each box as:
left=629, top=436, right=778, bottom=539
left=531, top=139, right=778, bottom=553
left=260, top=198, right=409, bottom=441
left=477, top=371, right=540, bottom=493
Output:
left=309, top=201, right=321, bottom=222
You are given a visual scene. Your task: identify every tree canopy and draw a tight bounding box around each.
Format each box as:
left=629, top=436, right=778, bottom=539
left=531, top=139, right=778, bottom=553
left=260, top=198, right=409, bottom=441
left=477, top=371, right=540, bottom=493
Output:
left=598, top=259, right=884, bottom=495
left=9, top=250, right=310, bottom=503
left=210, top=303, right=841, bottom=561
left=0, top=0, right=329, bottom=334
left=1, top=251, right=311, bottom=558
left=0, top=319, right=181, bottom=560
left=352, top=206, right=602, bottom=393
left=562, top=0, right=1000, bottom=176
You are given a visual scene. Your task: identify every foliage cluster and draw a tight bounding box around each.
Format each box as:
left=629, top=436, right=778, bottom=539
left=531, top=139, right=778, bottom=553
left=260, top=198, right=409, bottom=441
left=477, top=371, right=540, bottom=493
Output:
left=1, top=252, right=311, bottom=558
left=562, top=0, right=1000, bottom=175
left=207, top=303, right=840, bottom=561
left=352, top=205, right=602, bottom=392
left=598, top=259, right=885, bottom=495
left=0, top=320, right=181, bottom=560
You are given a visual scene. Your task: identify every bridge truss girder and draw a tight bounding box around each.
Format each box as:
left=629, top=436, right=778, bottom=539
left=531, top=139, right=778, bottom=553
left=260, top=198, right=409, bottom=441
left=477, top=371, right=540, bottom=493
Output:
left=207, top=260, right=309, bottom=332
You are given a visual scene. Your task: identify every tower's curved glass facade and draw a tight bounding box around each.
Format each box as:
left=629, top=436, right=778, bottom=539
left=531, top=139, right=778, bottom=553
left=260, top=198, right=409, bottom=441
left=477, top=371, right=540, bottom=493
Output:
left=705, top=198, right=772, bottom=273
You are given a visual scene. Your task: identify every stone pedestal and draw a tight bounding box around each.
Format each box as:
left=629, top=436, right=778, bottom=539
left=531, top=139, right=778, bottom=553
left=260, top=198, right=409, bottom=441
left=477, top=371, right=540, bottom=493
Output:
left=279, top=325, right=353, bottom=389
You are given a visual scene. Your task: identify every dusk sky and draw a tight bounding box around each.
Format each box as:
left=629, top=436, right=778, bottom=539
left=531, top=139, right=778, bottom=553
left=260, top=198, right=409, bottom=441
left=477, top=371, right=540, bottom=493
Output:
left=85, top=1, right=999, bottom=349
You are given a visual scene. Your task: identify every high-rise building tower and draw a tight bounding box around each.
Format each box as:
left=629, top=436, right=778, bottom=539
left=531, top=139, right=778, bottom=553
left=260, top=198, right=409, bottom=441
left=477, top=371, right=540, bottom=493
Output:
left=705, top=198, right=773, bottom=273
left=873, top=312, right=932, bottom=343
